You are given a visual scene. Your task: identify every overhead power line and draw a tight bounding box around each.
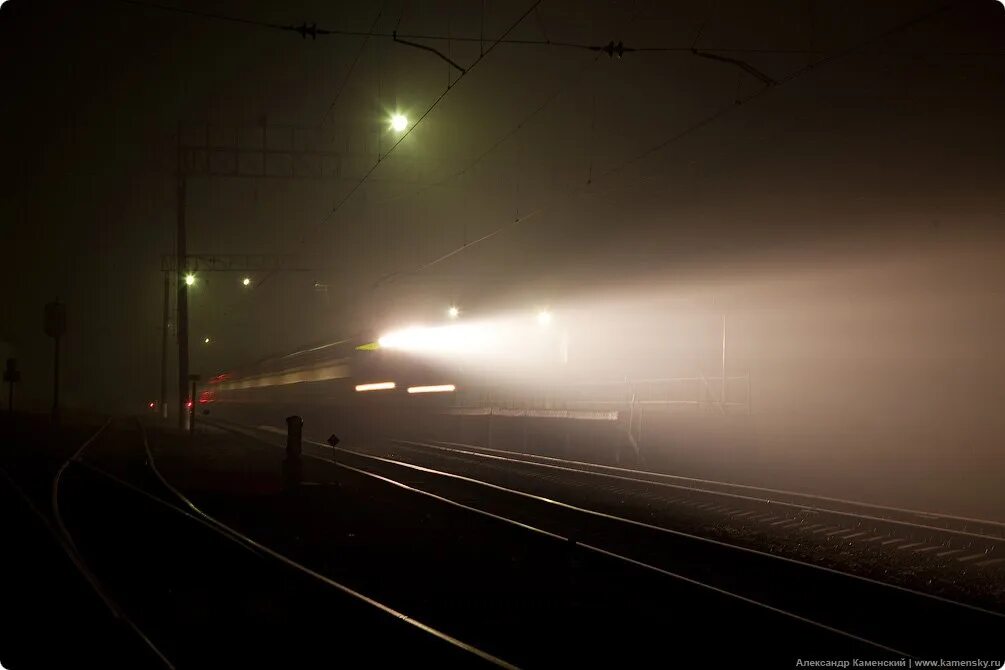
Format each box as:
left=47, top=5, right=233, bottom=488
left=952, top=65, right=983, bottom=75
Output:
left=595, top=2, right=955, bottom=186
left=113, top=0, right=879, bottom=58
left=373, top=49, right=604, bottom=210
left=117, top=0, right=997, bottom=94
left=393, top=30, right=468, bottom=73
left=375, top=1, right=960, bottom=282
left=297, top=0, right=545, bottom=247
left=319, top=3, right=386, bottom=127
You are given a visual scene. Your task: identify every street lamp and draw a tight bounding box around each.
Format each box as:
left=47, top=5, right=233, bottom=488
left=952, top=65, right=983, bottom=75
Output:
left=390, top=113, right=408, bottom=132
left=447, top=306, right=460, bottom=319
left=184, top=273, right=196, bottom=286
left=203, top=337, right=211, bottom=344
left=242, top=277, right=251, bottom=286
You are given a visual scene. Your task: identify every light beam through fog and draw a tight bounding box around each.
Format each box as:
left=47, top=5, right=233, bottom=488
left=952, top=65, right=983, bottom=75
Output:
left=369, top=238, right=1005, bottom=518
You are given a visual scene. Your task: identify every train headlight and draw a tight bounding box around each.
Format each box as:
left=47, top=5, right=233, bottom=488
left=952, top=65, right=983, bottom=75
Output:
left=377, top=324, right=497, bottom=356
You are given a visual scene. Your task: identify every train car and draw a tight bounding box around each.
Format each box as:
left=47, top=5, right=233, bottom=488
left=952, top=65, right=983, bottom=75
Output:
left=204, top=316, right=751, bottom=467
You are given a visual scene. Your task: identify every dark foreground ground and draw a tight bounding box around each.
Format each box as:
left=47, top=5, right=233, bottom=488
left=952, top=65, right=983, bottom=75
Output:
left=2, top=412, right=1000, bottom=668
left=0, top=413, right=163, bottom=668
left=0, top=413, right=490, bottom=668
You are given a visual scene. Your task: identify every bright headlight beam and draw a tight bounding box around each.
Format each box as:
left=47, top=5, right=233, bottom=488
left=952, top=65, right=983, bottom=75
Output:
left=407, top=384, right=456, bottom=394
left=355, top=381, right=396, bottom=392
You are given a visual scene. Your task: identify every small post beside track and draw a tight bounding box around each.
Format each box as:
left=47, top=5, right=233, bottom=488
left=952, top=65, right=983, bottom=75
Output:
left=283, top=415, right=303, bottom=490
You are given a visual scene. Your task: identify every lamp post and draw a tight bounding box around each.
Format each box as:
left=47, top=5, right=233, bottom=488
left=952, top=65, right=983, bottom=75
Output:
left=188, top=373, right=200, bottom=437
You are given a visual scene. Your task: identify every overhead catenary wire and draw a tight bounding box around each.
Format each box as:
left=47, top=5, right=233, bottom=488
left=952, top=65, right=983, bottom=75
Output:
left=393, top=30, right=467, bottom=74
left=122, top=0, right=981, bottom=340
left=111, top=0, right=625, bottom=49
left=371, top=50, right=604, bottom=289
left=370, top=1, right=649, bottom=287
left=114, top=0, right=981, bottom=58
left=296, top=0, right=545, bottom=247
left=371, top=49, right=604, bottom=212
left=593, top=1, right=955, bottom=186
left=366, top=0, right=655, bottom=220
left=374, top=1, right=960, bottom=281
left=319, top=3, right=386, bottom=127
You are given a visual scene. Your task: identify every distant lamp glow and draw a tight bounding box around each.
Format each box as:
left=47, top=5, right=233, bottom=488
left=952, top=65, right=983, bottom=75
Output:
left=184, top=273, right=196, bottom=286
left=536, top=309, right=552, bottom=327
left=390, top=113, right=408, bottom=132
left=242, top=277, right=251, bottom=286
left=407, top=384, right=456, bottom=394
left=148, top=402, right=155, bottom=409
left=186, top=401, right=193, bottom=409
left=355, top=381, right=396, bottom=392
left=203, top=337, right=211, bottom=344
left=447, top=306, right=460, bottom=319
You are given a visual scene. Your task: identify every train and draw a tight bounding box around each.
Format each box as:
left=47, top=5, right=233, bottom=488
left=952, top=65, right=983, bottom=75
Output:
left=184, top=264, right=1005, bottom=521
left=201, top=317, right=752, bottom=468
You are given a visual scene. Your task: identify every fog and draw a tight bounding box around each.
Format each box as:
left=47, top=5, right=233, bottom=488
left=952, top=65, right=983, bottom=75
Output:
left=379, top=235, right=1005, bottom=518
left=2, top=1, right=1003, bottom=517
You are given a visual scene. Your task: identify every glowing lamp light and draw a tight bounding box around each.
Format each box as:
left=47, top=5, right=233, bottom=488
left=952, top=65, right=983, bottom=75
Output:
left=355, top=381, right=396, bottom=392
left=536, top=309, right=552, bottom=327
left=242, top=277, right=251, bottom=286
left=204, top=337, right=211, bottom=344
left=148, top=402, right=155, bottom=409
left=447, top=306, right=460, bottom=319
left=390, top=113, right=408, bottom=132
left=186, top=401, right=193, bottom=408
left=407, top=384, right=456, bottom=394
left=184, top=273, right=196, bottom=286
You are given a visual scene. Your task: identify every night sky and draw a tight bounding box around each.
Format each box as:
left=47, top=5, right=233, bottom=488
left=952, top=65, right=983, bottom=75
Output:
left=2, top=0, right=1004, bottom=422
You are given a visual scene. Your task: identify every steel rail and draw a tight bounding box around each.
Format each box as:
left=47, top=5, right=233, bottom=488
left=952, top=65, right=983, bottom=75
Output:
left=430, top=439, right=1005, bottom=527
left=216, top=418, right=1003, bottom=619
left=403, top=439, right=1005, bottom=543
left=331, top=461, right=906, bottom=656
left=134, top=419, right=516, bottom=669
left=213, top=420, right=909, bottom=655
left=48, top=418, right=175, bottom=669
left=72, top=459, right=260, bottom=558
left=211, top=418, right=1005, bottom=656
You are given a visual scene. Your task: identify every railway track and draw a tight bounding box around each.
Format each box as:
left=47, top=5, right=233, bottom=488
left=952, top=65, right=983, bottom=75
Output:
left=37, top=418, right=174, bottom=667
left=216, top=418, right=1004, bottom=660
left=393, top=439, right=1005, bottom=567
left=37, top=419, right=511, bottom=668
